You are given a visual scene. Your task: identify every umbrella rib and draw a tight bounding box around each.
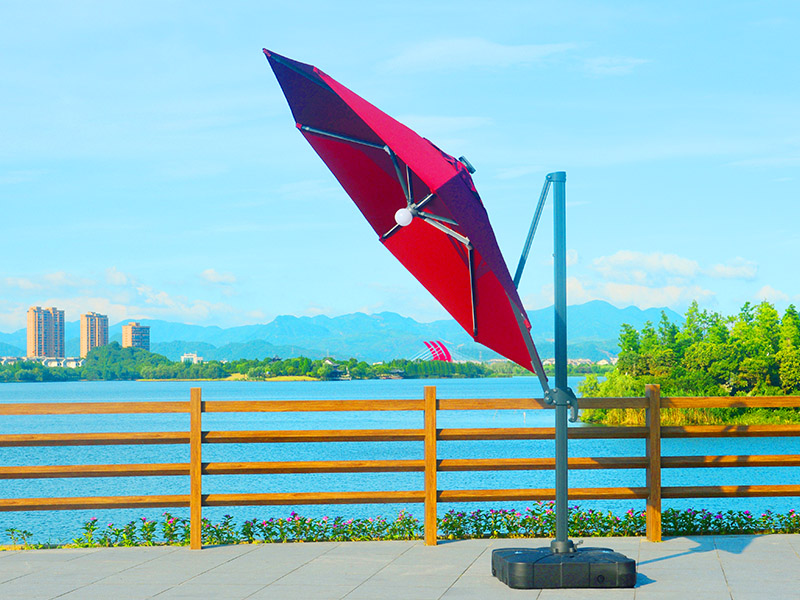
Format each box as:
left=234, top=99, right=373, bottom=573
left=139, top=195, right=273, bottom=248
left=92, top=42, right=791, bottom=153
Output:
left=413, top=193, right=435, bottom=211
left=418, top=215, right=470, bottom=247
left=299, top=125, right=385, bottom=150
left=417, top=212, right=459, bottom=227
left=406, top=166, right=413, bottom=207
left=386, top=148, right=410, bottom=202
left=381, top=224, right=402, bottom=241
left=468, top=245, right=478, bottom=338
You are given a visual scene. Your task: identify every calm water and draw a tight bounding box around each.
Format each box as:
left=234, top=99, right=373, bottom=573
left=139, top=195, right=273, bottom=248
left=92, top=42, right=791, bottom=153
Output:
left=1, top=378, right=798, bottom=543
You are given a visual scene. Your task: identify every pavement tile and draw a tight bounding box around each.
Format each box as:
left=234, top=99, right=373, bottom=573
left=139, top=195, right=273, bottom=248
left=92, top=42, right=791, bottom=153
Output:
left=151, top=583, right=266, bottom=599
left=248, top=583, right=357, bottom=599
left=634, top=592, right=732, bottom=600
left=731, top=592, right=800, bottom=600
left=538, top=589, right=636, bottom=599
left=345, top=583, right=450, bottom=599
left=0, top=581, right=85, bottom=600
left=273, top=569, right=381, bottom=587
left=184, top=568, right=287, bottom=585
left=442, top=581, right=542, bottom=599
left=56, top=582, right=177, bottom=599
left=637, top=575, right=728, bottom=591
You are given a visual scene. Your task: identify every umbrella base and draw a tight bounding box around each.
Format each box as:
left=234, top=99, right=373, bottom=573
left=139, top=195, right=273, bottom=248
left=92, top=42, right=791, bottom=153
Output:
left=491, top=546, right=637, bottom=589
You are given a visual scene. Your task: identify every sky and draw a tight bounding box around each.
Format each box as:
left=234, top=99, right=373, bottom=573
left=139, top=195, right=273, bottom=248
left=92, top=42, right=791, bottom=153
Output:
left=1, top=1, right=798, bottom=332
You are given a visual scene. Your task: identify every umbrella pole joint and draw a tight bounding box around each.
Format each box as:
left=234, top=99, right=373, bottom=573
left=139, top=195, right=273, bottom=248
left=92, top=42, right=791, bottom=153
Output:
left=544, top=387, right=579, bottom=424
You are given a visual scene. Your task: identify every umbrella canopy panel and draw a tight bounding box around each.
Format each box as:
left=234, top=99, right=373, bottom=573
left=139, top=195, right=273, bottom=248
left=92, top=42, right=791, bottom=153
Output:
left=265, top=49, right=547, bottom=380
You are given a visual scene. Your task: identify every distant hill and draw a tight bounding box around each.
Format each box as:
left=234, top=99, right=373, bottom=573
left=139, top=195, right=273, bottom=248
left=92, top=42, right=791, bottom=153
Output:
left=0, top=342, right=24, bottom=356
left=0, top=301, right=684, bottom=363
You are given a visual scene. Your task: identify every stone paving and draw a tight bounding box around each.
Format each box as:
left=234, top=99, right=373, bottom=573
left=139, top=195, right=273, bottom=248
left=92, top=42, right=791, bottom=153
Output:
left=1, top=535, right=799, bottom=599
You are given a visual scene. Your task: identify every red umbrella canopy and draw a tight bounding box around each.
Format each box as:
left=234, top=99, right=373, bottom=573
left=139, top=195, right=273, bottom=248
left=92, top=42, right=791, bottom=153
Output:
left=264, top=49, right=547, bottom=378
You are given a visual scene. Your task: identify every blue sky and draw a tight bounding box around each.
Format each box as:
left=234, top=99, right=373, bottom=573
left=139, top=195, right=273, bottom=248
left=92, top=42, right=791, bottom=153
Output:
left=1, top=1, right=798, bottom=332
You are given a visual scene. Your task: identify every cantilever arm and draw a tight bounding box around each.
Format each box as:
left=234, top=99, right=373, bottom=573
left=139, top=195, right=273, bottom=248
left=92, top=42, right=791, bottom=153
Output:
left=513, top=177, right=551, bottom=288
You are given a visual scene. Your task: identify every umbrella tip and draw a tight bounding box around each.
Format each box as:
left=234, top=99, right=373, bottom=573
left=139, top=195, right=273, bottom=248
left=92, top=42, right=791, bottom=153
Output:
left=458, top=156, right=476, bottom=174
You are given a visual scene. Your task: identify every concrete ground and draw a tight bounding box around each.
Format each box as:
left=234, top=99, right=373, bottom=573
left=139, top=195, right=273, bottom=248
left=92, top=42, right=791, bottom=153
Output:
left=1, top=535, right=799, bottom=599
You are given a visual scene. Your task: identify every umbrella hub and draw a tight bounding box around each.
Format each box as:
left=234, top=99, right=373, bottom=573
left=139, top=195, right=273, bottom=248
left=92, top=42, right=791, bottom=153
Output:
left=394, top=208, right=413, bottom=227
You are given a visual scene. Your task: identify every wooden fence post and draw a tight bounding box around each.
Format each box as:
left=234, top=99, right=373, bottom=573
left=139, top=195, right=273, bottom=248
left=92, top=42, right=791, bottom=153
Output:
left=190, top=388, right=203, bottom=549
left=645, top=384, right=662, bottom=542
left=424, top=386, right=438, bottom=546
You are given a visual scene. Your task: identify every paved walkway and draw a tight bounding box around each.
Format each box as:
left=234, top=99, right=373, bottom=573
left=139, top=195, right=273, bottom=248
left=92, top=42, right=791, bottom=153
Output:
left=1, top=535, right=799, bottom=599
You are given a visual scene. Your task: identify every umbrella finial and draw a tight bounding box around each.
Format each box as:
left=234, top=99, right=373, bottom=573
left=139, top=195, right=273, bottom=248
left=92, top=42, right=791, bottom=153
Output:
left=458, top=156, right=476, bottom=174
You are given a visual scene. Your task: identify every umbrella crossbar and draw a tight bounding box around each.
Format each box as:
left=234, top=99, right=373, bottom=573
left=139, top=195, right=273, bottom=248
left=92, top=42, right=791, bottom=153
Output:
left=299, top=124, right=385, bottom=151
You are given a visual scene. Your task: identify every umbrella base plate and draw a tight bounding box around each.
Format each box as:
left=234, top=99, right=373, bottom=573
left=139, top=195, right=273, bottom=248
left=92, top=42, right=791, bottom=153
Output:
left=491, top=546, right=637, bottom=589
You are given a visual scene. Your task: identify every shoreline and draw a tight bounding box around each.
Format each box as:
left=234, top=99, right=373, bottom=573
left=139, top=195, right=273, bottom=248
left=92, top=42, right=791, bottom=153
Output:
left=135, top=375, right=320, bottom=383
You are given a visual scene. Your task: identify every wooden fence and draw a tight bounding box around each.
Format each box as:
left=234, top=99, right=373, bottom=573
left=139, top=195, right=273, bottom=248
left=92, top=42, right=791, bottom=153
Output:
left=2, top=384, right=800, bottom=548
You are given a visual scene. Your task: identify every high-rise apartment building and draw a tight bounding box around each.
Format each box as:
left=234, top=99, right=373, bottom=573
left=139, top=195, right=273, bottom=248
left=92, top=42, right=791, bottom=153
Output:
left=27, top=306, right=65, bottom=358
left=122, top=322, right=150, bottom=351
left=80, top=312, right=109, bottom=358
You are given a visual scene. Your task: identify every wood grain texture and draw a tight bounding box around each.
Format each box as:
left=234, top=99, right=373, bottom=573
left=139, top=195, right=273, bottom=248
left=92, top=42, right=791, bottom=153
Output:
left=646, top=384, right=662, bottom=542
left=0, top=432, right=189, bottom=447
left=0, top=463, right=189, bottom=479
left=0, top=402, right=189, bottom=415
left=0, top=495, right=189, bottom=511
left=662, top=485, right=800, bottom=498
left=424, top=386, right=437, bottom=546
left=189, top=388, right=203, bottom=550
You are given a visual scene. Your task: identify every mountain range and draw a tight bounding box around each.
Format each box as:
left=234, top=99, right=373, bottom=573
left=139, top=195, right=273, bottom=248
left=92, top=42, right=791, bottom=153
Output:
left=0, top=300, right=683, bottom=363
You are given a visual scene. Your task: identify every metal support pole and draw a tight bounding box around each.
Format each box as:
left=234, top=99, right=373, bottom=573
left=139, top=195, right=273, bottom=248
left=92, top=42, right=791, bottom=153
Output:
left=549, top=171, right=574, bottom=554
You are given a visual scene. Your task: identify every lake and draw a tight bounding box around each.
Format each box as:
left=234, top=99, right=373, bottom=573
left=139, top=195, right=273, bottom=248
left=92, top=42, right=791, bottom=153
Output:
left=2, top=378, right=799, bottom=543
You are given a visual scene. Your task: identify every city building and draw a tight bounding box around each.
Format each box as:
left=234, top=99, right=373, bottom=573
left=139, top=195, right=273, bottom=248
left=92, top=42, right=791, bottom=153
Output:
left=121, top=322, right=150, bottom=351
left=181, top=352, right=204, bottom=364
left=27, top=306, right=65, bottom=358
left=80, top=312, right=109, bottom=358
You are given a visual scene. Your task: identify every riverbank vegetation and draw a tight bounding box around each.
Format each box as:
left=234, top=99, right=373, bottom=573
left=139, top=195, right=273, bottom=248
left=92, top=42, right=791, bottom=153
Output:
left=0, top=343, right=492, bottom=382
left=580, top=300, right=800, bottom=425
left=5, top=502, right=799, bottom=549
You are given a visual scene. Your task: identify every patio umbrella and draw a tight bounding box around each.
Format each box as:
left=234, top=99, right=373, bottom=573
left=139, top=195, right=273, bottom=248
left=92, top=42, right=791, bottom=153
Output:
left=263, top=49, right=549, bottom=389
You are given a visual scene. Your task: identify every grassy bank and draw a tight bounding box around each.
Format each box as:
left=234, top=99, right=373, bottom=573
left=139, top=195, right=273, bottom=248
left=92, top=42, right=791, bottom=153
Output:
left=581, top=406, right=800, bottom=426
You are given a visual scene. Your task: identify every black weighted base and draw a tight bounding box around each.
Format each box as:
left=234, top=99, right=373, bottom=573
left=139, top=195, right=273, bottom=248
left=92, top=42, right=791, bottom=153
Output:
left=492, top=547, right=637, bottom=589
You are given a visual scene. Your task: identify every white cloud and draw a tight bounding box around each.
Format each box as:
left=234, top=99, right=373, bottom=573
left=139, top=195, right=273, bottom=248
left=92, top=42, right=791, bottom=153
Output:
left=303, top=303, right=332, bottom=317
left=585, top=56, right=649, bottom=76
left=200, top=268, right=236, bottom=284
left=385, top=38, right=577, bottom=72
left=4, top=277, right=41, bottom=291
left=5, top=272, right=93, bottom=291
left=706, top=257, right=757, bottom=280
left=106, top=267, right=131, bottom=286
left=757, top=285, right=789, bottom=303
left=0, top=302, right=28, bottom=332
left=600, top=282, right=714, bottom=309
left=567, top=249, right=578, bottom=267
left=592, top=251, right=699, bottom=282
left=524, top=275, right=714, bottom=312
left=523, top=276, right=597, bottom=309
left=42, top=271, right=93, bottom=288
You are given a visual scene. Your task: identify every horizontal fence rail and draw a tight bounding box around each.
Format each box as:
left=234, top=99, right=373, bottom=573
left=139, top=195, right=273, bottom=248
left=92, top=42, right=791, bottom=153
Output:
left=2, top=385, right=800, bottom=547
